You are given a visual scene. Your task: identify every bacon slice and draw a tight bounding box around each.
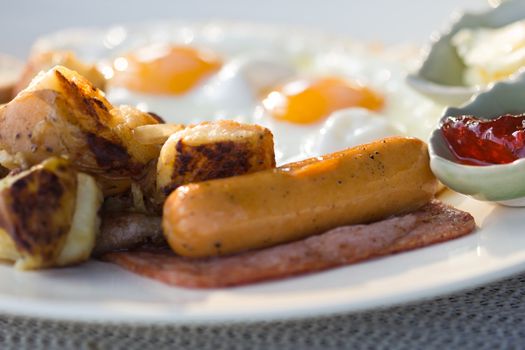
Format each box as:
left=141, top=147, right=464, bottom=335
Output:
left=102, top=200, right=475, bottom=288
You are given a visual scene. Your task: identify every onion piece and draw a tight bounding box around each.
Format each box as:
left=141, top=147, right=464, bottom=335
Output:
left=133, top=124, right=184, bottom=145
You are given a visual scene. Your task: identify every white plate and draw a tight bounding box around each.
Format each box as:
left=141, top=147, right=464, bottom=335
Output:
left=0, top=191, right=523, bottom=324
left=3, top=17, right=524, bottom=324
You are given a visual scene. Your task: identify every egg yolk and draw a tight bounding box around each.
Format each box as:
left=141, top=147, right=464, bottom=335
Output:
left=111, top=45, right=222, bottom=95
left=262, top=77, right=384, bottom=124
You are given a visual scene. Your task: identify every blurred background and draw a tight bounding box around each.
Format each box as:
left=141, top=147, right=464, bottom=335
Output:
left=3, top=0, right=485, bottom=58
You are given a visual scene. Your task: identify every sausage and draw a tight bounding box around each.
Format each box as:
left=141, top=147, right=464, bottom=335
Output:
left=162, top=137, right=438, bottom=258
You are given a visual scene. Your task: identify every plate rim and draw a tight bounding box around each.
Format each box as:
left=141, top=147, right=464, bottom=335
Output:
left=0, top=237, right=523, bottom=325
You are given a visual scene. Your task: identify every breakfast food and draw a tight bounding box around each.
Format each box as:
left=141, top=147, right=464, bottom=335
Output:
left=0, top=65, right=161, bottom=195
left=441, top=114, right=525, bottom=165
left=33, top=23, right=440, bottom=164
left=133, top=124, right=184, bottom=145
left=0, top=157, right=102, bottom=269
left=0, top=20, right=480, bottom=291
left=105, top=200, right=475, bottom=288
left=163, top=137, right=438, bottom=257
left=452, top=20, right=525, bottom=86
left=261, top=76, right=384, bottom=124
left=105, top=43, right=297, bottom=129
left=157, top=120, right=275, bottom=196
left=110, top=44, right=222, bottom=96
left=93, top=213, right=163, bottom=255
left=14, top=50, right=106, bottom=94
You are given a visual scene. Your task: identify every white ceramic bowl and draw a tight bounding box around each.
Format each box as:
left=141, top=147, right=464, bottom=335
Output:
left=407, top=0, right=525, bottom=106
left=429, top=71, right=525, bottom=206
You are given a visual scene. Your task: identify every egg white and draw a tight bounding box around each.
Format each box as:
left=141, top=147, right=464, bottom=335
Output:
left=104, top=38, right=442, bottom=164
left=105, top=52, right=296, bottom=125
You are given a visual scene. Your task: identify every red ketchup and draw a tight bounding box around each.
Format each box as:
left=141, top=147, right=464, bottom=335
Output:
left=440, top=114, right=525, bottom=165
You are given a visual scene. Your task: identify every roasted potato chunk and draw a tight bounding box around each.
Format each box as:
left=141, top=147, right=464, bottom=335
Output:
left=157, top=120, right=275, bottom=196
left=0, top=65, right=161, bottom=195
left=14, top=51, right=105, bottom=94
left=0, top=157, right=102, bottom=269
left=0, top=157, right=77, bottom=269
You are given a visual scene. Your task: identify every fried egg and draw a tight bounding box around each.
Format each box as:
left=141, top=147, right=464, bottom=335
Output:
left=37, top=22, right=441, bottom=163
left=106, top=44, right=296, bottom=124
left=255, top=74, right=393, bottom=162
left=254, top=50, right=441, bottom=163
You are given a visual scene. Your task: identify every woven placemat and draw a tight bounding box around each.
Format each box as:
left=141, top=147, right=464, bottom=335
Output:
left=1, top=272, right=524, bottom=350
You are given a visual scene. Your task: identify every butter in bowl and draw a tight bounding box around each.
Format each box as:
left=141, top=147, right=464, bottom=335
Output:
left=407, top=0, right=525, bottom=106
